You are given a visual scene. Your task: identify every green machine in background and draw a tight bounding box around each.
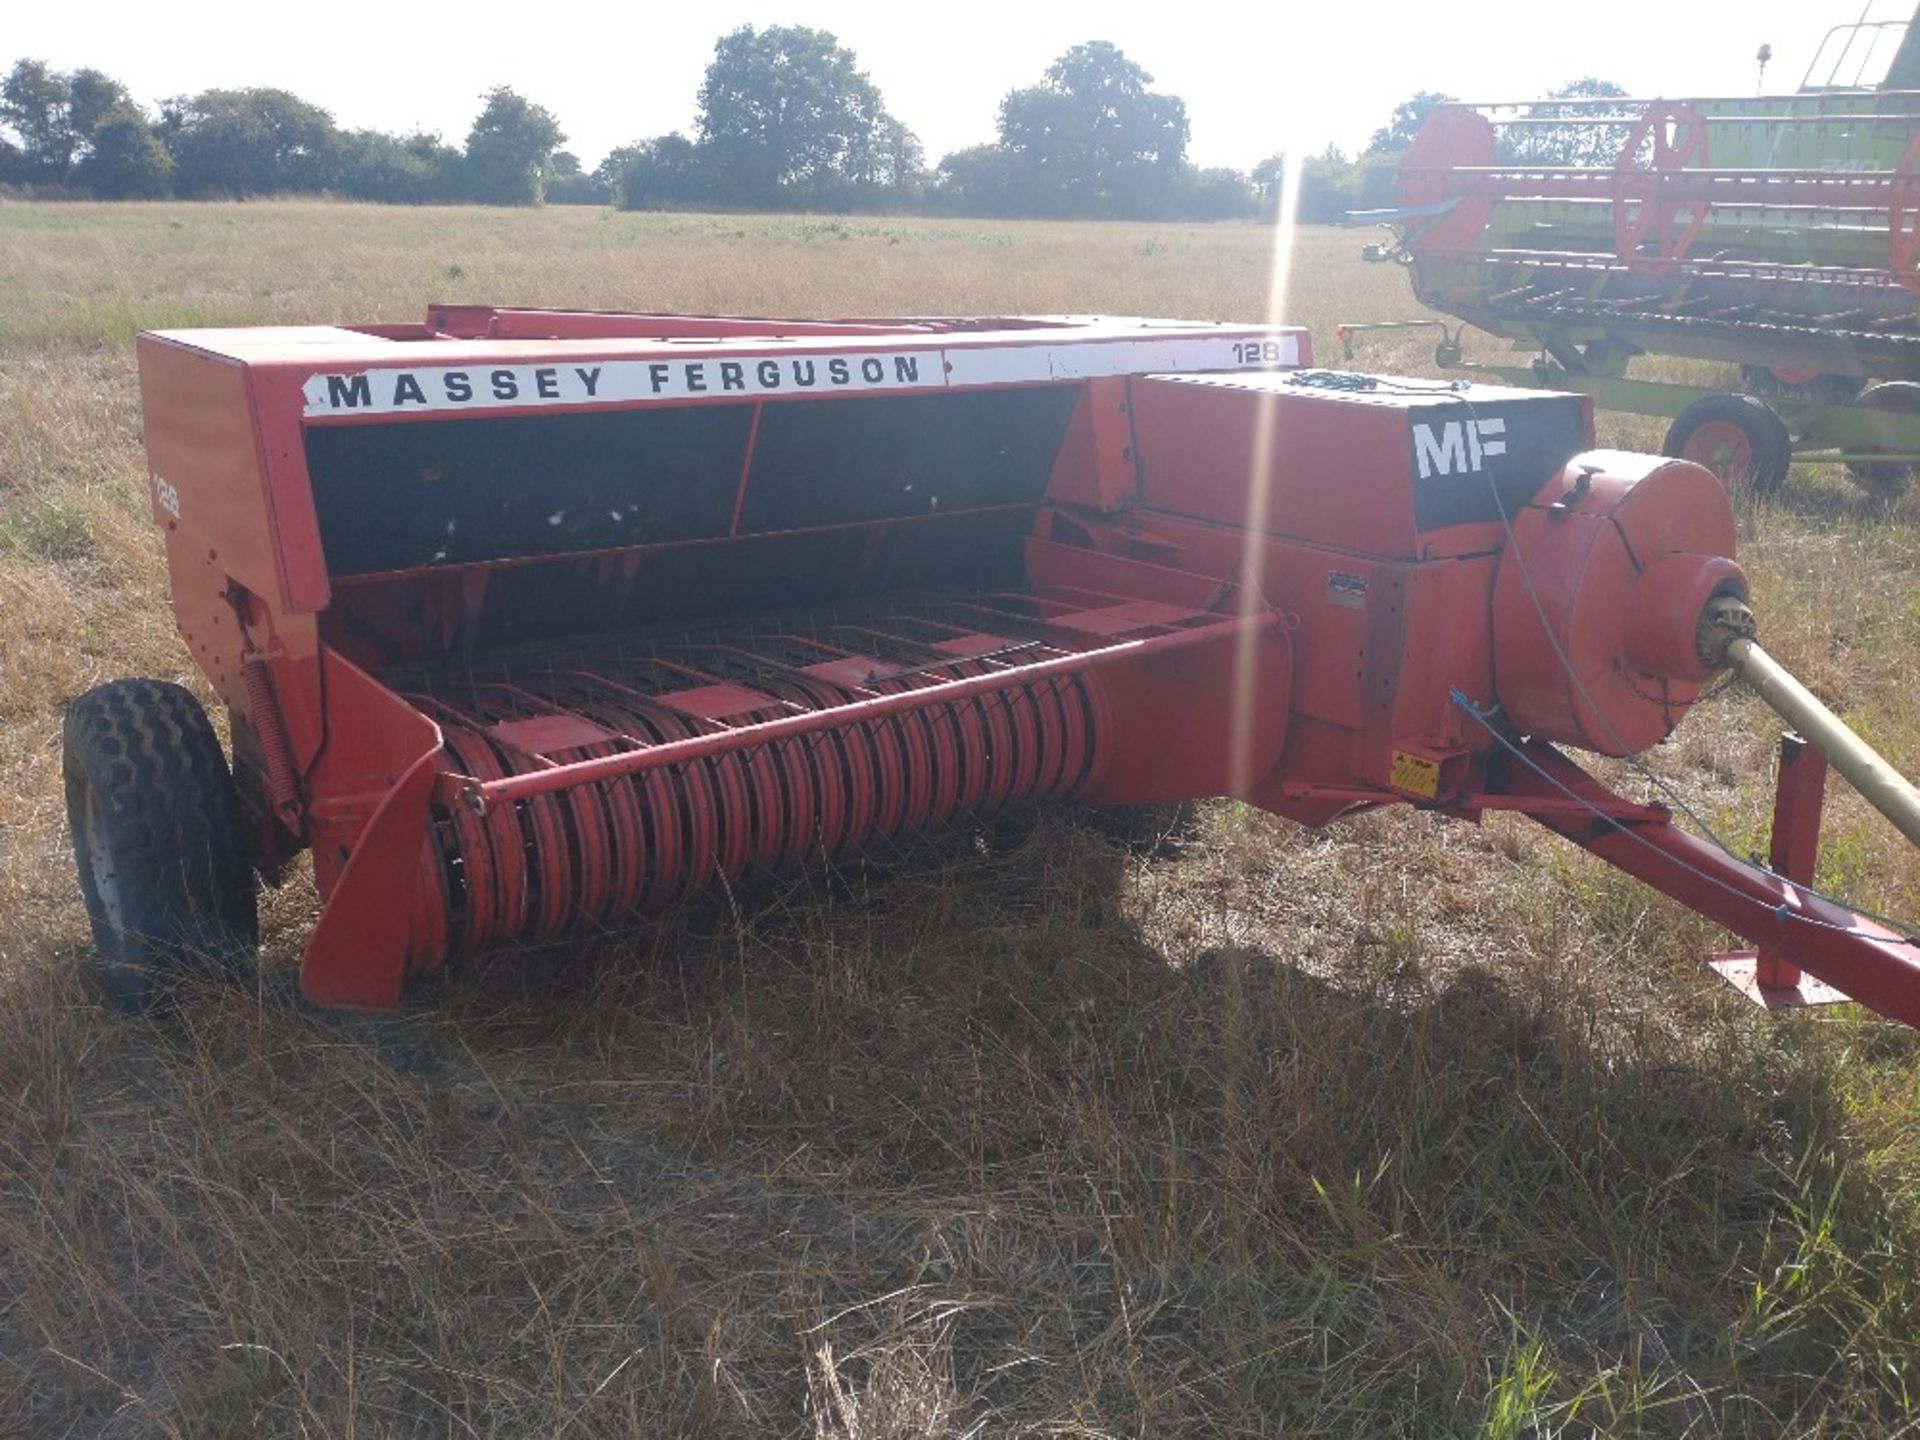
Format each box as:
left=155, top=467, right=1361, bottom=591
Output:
left=1347, top=6, right=1920, bottom=492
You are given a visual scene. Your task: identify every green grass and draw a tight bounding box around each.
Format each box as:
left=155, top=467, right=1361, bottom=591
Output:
left=0, top=496, right=94, bottom=561
left=0, top=199, right=1918, bottom=1436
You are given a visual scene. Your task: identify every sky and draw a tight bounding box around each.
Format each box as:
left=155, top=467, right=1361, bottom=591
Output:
left=5, top=1, right=1909, bottom=172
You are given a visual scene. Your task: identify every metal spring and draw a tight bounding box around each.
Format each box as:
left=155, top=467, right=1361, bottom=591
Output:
left=406, top=671, right=1099, bottom=967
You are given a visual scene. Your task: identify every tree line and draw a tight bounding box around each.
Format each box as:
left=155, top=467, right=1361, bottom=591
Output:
left=0, top=35, right=1622, bottom=222
left=0, top=62, right=567, bottom=205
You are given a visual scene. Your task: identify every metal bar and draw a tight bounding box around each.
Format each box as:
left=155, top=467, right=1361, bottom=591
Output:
left=473, top=611, right=1277, bottom=807
left=727, top=402, right=763, bottom=536
left=1463, top=792, right=1670, bottom=823
left=1440, top=100, right=1920, bottom=120
left=1408, top=358, right=1920, bottom=464
left=1405, top=172, right=1904, bottom=203
left=408, top=691, right=497, bottom=733
left=1725, top=637, right=1920, bottom=849
left=1756, top=734, right=1830, bottom=989
left=1422, top=247, right=1904, bottom=287
left=1405, top=163, right=1905, bottom=175
left=1418, top=363, right=1728, bottom=420
left=1772, top=403, right=1920, bottom=452
left=1478, top=112, right=1920, bottom=124
left=1493, top=743, right=1920, bottom=1027
left=324, top=502, right=1042, bottom=588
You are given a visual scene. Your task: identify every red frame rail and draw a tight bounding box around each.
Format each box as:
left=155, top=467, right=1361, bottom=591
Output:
left=452, top=596, right=1279, bottom=811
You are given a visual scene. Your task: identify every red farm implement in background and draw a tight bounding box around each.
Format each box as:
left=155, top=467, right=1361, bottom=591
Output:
left=1342, top=7, right=1920, bottom=493
left=58, top=305, right=1920, bottom=1024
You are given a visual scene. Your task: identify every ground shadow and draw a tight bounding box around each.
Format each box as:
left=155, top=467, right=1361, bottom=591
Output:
left=3, top=810, right=1912, bottom=1437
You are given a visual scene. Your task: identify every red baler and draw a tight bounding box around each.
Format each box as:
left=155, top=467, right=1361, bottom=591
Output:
left=60, top=306, right=1920, bottom=1021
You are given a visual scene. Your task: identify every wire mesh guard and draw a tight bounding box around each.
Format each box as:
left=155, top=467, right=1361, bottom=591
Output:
left=392, top=583, right=1226, bottom=968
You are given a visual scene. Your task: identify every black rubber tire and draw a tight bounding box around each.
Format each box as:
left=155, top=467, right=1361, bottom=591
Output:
left=63, top=679, right=257, bottom=1011
left=1842, top=381, right=1920, bottom=497
left=1662, top=394, right=1792, bottom=493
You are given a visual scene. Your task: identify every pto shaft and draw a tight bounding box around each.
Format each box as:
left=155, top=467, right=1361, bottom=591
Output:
left=1719, top=634, right=1920, bottom=849
left=1697, top=594, right=1920, bottom=848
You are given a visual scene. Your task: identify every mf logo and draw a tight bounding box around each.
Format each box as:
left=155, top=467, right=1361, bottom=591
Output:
left=1412, top=416, right=1507, bottom=478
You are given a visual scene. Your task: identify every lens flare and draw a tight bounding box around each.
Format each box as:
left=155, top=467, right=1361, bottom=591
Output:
left=1228, top=160, right=1305, bottom=796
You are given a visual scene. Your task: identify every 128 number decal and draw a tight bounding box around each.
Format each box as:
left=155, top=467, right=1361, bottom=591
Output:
left=1232, top=340, right=1289, bottom=365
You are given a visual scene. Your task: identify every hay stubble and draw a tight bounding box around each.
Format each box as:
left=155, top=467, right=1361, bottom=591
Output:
left=1, top=201, right=1918, bottom=1437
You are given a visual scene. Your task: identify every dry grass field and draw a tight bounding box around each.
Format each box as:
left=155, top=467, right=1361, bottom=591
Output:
left=2, top=201, right=1920, bottom=1438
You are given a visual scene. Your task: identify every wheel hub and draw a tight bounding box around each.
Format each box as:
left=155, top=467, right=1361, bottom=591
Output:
left=1682, top=419, right=1754, bottom=483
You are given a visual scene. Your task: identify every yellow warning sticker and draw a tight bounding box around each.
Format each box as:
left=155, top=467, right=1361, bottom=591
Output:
left=1389, top=750, right=1441, bottom=799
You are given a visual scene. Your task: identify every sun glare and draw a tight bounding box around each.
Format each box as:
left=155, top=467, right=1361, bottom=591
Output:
left=1228, top=159, right=1306, bottom=796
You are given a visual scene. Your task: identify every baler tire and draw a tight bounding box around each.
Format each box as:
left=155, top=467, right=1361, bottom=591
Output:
left=1662, top=395, right=1791, bottom=494
left=62, top=678, right=258, bottom=1012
